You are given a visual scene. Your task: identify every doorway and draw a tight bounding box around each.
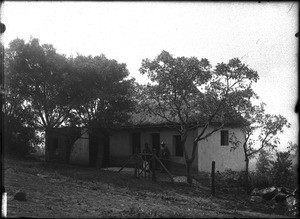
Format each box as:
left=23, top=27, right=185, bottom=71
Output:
left=102, top=135, right=110, bottom=167
left=89, top=133, right=99, bottom=167
left=132, top=132, right=141, bottom=154
left=151, top=133, right=160, bottom=155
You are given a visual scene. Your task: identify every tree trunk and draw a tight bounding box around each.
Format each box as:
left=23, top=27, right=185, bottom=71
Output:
left=186, top=161, right=193, bottom=185
left=245, top=157, right=250, bottom=194
left=181, top=133, right=194, bottom=185
left=45, top=128, right=51, bottom=161
left=182, top=134, right=198, bottom=185
left=243, top=140, right=251, bottom=194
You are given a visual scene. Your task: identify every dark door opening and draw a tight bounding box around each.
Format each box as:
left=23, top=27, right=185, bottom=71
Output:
left=102, top=135, right=110, bottom=167
left=89, top=133, right=99, bottom=167
left=151, top=133, right=160, bottom=155
left=132, top=132, right=141, bottom=154
left=174, top=135, right=183, bottom=156
left=151, top=133, right=161, bottom=168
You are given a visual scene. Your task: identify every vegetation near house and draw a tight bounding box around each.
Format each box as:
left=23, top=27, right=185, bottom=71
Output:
left=3, top=38, right=135, bottom=160
left=235, top=102, right=291, bottom=192
left=138, top=50, right=259, bottom=184
left=2, top=38, right=296, bottom=195
left=251, top=144, right=298, bottom=191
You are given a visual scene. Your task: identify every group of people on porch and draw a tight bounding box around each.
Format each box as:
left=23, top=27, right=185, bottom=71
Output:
left=141, top=141, right=170, bottom=173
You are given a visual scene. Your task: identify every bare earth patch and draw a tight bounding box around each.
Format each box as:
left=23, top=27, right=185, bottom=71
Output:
left=3, top=157, right=291, bottom=218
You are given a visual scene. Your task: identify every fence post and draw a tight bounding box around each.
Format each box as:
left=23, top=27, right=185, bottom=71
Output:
left=211, top=161, right=215, bottom=196
left=152, top=149, right=156, bottom=181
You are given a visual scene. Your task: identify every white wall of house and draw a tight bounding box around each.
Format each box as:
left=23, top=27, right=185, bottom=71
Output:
left=197, top=126, right=245, bottom=172
left=69, top=130, right=89, bottom=166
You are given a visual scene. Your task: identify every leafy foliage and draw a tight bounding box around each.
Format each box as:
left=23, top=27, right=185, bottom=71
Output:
left=253, top=149, right=274, bottom=189
left=67, top=54, right=135, bottom=130
left=238, top=100, right=290, bottom=192
left=256, top=149, right=273, bottom=176
left=216, top=169, right=247, bottom=188
left=5, top=38, right=73, bottom=129
left=242, top=103, right=290, bottom=159
left=3, top=88, right=40, bottom=156
left=4, top=37, right=136, bottom=158
left=251, top=147, right=298, bottom=190
left=139, top=51, right=259, bottom=184
left=270, top=151, right=294, bottom=188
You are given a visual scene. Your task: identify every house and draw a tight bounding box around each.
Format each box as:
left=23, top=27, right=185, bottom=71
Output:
left=109, top=112, right=247, bottom=172
left=46, top=127, right=109, bottom=168
left=46, top=112, right=247, bottom=173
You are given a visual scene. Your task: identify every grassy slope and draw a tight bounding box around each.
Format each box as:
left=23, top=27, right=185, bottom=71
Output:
left=3, top=157, right=290, bottom=218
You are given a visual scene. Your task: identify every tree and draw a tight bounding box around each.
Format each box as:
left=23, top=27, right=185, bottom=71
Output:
left=287, top=141, right=298, bottom=160
left=253, top=149, right=274, bottom=188
left=67, top=54, right=135, bottom=131
left=271, top=151, right=294, bottom=188
left=60, top=54, right=136, bottom=164
left=239, top=102, right=290, bottom=192
left=3, top=110, right=37, bottom=156
left=139, top=51, right=259, bottom=184
left=286, top=142, right=298, bottom=188
left=256, top=149, right=273, bottom=176
left=5, top=38, right=75, bottom=160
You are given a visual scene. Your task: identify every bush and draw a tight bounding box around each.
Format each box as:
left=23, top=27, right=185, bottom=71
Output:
left=271, top=151, right=295, bottom=189
left=249, top=150, right=298, bottom=190
left=217, top=169, right=246, bottom=188
left=249, top=171, right=273, bottom=189
left=4, top=115, right=39, bottom=157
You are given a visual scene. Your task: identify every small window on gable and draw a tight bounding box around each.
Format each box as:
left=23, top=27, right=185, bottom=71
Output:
left=221, top=130, right=229, bottom=146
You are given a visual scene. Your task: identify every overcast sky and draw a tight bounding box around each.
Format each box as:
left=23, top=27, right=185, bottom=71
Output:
left=1, top=2, right=298, bottom=151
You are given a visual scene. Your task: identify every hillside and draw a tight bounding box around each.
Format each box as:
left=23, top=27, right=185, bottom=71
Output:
left=3, top=157, right=291, bottom=218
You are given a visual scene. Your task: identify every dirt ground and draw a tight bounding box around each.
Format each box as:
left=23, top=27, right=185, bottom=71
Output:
left=3, top=157, right=292, bottom=218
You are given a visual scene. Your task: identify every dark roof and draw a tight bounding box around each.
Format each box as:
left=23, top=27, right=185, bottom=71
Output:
left=121, top=109, right=248, bottom=129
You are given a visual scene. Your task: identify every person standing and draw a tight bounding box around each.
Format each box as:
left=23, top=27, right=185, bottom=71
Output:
left=142, top=143, right=151, bottom=172
left=160, top=141, right=170, bottom=172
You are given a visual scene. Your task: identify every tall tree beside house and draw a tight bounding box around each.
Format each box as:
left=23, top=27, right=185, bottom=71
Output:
left=2, top=75, right=39, bottom=156
left=67, top=54, right=135, bottom=131
left=139, top=51, right=259, bottom=184
left=5, top=38, right=75, bottom=160
left=66, top=54, right=136, bottom=165
left=64, top=54, right=135, bottom=163
left=236, top=102, right=290, bottom=192
left=5, top=38, right=136, bottom=162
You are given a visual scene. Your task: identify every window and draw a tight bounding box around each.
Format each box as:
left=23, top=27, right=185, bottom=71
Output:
left=220, top=130, right=229, bottom=146
left=174, top=135, right=183, bottom=156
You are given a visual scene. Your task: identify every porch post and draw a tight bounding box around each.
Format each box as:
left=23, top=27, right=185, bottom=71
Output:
left=152, top=149, right=156, bottom=181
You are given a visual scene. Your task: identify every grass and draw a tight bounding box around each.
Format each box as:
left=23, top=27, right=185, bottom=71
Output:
left=3, top=156, right=292, bottom=218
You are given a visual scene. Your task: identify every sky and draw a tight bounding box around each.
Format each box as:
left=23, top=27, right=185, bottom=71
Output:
left=1, top=1, right=298, bottom=151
